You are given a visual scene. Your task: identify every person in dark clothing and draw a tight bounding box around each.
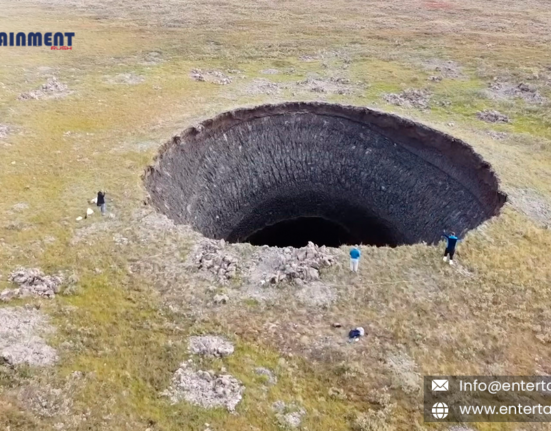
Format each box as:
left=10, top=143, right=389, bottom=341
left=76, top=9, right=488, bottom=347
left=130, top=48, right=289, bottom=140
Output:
left=97, top=191, right=106, bottom=216
left=442, top=230, right=460, bottom=265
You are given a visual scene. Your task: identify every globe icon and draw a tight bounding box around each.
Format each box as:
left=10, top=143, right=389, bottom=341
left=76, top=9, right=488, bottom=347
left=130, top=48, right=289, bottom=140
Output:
left=432, top=402, right=449, bottom=419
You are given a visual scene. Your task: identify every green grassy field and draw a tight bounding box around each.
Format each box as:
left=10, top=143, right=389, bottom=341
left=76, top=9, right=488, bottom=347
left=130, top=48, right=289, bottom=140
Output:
left=1, top=0, right=551, bottom=430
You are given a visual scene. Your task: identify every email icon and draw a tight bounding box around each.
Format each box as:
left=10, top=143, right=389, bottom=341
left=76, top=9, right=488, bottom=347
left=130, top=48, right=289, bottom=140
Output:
left=432, top=379, right=449, bottom=391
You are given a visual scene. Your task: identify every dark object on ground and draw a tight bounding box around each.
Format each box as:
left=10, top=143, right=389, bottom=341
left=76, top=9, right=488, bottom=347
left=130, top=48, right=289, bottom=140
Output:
left=144, top=102, right=506, bottom=248
left=97, top=191, right=105, bottom=206
left=348, top=327, right=365, bottom=339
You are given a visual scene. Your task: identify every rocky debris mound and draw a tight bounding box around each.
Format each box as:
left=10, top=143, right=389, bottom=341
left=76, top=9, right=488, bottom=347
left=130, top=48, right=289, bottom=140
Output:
left=163, top=361, right=244, bottom=411
left=1, top=268, right=64, bottom=302
left=486, top=81, right=546, bottom=104
left=477, top=109, right=510, bottom=123
left=272, top=401, right=306, bottom=429
left=384, top=89, right=431, bottom=109
left=18, top=77, right=69, bottom=100
left=0, top=306, right=58, bottom=366
left=251, top=242, right=335, bottom=286
left=188, top=336, right=235, bottom=357
left=193, top=239, right=239, bottom=283
left=190, top=69, right=232, bottom=85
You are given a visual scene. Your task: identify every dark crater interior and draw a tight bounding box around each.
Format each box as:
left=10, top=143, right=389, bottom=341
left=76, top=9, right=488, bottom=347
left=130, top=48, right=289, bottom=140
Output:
left=144, top=102, right=506, bottom=248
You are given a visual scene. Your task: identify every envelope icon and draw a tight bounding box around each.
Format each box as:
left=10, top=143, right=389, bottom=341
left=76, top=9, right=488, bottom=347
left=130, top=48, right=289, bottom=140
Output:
left=432, top=379, right=449, bottom=391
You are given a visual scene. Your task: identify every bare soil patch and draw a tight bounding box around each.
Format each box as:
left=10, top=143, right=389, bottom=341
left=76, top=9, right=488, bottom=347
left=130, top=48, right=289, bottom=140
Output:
left=18, top=77, right=70, bottom=100
left=105, top=73, right=145, bottom=85
left=162, top=361, right=244, bottom=411
left=508, top=188, right=551, bottom=227
left=421, top=59, right=463, bottom=79
left=0, top=306, right=58, bottom=367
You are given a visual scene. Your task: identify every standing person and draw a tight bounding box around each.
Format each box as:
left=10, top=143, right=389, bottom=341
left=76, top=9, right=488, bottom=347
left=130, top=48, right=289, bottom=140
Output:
left=442, top=230, right=460, bottom=265
left=97, top=191, right=106, bottom=216
left=350, top=246, right=361, bottom=272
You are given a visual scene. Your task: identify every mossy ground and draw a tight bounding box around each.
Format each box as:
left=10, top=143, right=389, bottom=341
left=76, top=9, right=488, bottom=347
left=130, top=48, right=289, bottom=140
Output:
left=1, top=0, right=551, bottom=430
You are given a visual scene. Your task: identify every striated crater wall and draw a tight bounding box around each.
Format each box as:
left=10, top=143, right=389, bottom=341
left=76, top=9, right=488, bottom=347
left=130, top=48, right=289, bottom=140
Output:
left=144, top=102, right=506, bottom=246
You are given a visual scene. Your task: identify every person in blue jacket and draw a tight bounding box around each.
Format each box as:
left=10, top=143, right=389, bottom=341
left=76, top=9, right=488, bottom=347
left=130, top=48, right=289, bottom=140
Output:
left=442, top=230, right=460, bottom=265
left=350, top=247, right=361, bottom=272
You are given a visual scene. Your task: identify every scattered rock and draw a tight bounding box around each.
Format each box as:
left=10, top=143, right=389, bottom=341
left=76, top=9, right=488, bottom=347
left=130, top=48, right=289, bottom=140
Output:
left=249, top=241, right=335, bottom=287
left=188, top=335, right=235, bottom=357
left=255, top=367, right=277, bottom=385
left=163, top=361, right=244, bottom=411
left=0, top=306, right=58, bottom=366
left=190, top=69, right=232, bottom=85
left=1, top=268, right=64, bottom=302
left=429, top=75, right=443, bottom=82
left=18, top=77, right=70, bottom=100
left=193, top=239, right=240, bottom=283
left=384, top=89, right=431, bottom=109
left=213, top=293, right=229, bottom=305
left=477, top=109, right=510, bottom=123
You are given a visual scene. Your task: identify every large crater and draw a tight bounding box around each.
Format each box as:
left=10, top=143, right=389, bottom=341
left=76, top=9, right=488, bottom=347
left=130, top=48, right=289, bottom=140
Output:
left=144, top=102, right=506, bottom=248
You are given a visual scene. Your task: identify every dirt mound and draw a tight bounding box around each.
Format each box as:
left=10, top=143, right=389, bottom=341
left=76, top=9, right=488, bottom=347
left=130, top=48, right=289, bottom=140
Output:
left=188, top=336, right=235, bottom=357
left=247, top=242, right=336, bottom=286
left=485, top=81, right=546, bottom=104
left=192, top=239, right=240, bottom=283
left=477, top=110, right=510, bottom=123
left=18, top=77, right=70, bottom=100
left=384, top=89, right=431, bottom=109
left=163, top=361, right=244, bottom=411
left=1, top=268, right=64, bottom=302
left=0, top=307, right=58, bottom=366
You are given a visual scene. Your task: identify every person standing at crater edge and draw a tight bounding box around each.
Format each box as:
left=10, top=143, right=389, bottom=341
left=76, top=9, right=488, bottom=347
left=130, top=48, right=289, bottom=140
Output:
left=442, top=230, right=460, bottom=265
left=350, top=246, right=361, bottom=272
left=97, top=190, right=106, bottom=215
